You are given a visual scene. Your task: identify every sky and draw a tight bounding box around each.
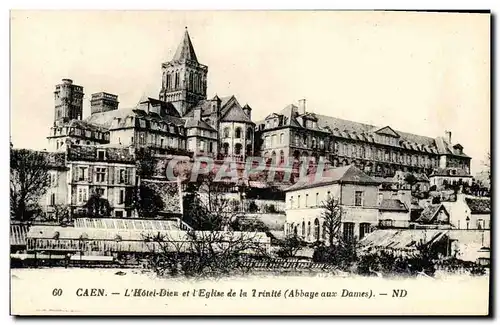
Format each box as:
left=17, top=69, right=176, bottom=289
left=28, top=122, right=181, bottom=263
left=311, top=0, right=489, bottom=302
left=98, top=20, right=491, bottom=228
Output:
left=10, top=11, right=490, bottom=174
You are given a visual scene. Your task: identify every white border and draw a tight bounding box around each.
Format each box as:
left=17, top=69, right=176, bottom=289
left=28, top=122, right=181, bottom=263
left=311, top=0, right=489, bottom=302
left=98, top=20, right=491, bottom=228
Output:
left=2, top=1, right=498, bottom=323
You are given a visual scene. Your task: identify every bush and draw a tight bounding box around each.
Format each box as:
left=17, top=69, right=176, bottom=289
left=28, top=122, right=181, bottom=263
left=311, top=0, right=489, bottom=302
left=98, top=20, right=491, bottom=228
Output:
left=312, top=240, right=358, bottom=271
left=276, top=235, right=304, bottom=258
left=247, top=200, right=259, bottom=213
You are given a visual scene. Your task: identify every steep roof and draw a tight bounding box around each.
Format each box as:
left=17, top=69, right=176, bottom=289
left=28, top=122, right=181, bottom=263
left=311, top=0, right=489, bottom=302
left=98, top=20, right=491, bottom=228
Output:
left=379, top=199, right=408, bottom=212
left=435, top=136, right=470, bottom=158
left=465, top=197, right=491, bottom=214
left=417, top=204, right=449, bottom=223
left=184, top=117, right=216, bottom=131
left=172, top=28, right=198, bottom=63
left=284, top=165, right=379, bottom=192
left=221, top=101, right=253, bottom=123
left=257, top=103, right=469, bottom=158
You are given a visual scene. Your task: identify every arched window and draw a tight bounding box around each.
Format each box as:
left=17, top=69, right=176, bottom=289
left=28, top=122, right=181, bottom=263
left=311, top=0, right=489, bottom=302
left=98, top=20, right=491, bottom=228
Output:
left=307, top=221, right=311, bottom=238
left=235, top=143, right=242, bottom=155
left=223, top=127, right=230, bottom=138
left=174, top=72, right=180, bottom=89
left=314, top=218, right=320, bottom=241
left=222, top=142, right=229, bottom=155
left=279, top=150, right=285, bottom=164
left=235, top=127, right=242, bottom=139
left=303, top=135, right=307, bottom=147
left=247, top=127, right=253, bottom=140
left=301, top=221, right=305, bottom=237
left=312, top=137, right=317, bottom=148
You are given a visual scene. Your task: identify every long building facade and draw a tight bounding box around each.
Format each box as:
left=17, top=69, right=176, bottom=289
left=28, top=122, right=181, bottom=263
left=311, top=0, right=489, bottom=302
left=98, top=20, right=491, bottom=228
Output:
left=45, top=28, right=471, bottom=180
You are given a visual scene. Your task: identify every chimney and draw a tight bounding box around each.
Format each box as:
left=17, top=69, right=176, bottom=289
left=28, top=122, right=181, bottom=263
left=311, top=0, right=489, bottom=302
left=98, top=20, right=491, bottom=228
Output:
left=298, top=99, right=306, bottom=115
left=91, top=92, right=119, bottom=115
left=445, top=130, right=452, bottom=143
left=194, top=107, right=201, bottom=121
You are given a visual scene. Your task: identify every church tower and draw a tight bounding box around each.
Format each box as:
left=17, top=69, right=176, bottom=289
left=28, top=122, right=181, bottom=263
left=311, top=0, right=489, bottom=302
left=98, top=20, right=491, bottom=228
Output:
left=159, top=28, right=208, bottom=116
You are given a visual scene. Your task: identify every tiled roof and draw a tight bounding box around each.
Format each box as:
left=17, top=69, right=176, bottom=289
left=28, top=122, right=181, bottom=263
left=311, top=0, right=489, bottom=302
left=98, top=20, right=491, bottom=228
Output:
left=417, top=204, right=448, bottom=223
left=465, top=197, right=490, bottom=214
left=379, top=199, right=408, bottom=212
left=285, top=165, right=379, bottom=192
left=66, top=144, right=135, bottom=163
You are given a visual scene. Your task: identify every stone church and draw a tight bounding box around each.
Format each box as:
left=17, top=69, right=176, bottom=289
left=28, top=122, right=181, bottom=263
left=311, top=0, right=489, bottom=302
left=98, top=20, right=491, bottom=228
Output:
left=46, top=28, right=471, bottom=181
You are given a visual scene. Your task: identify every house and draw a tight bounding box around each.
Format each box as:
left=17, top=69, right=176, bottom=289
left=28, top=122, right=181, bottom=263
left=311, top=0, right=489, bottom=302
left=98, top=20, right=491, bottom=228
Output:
left=430, top=167, right=473, bottom=190
left=443, top=194, right=491, bottom=230
left=378, top=199, right=410, bottom=229
left=66, top=144, right=137, bottom=218
left=284, top=165, right=381, bottom=243
left=415, top=203, right=451, bottom=227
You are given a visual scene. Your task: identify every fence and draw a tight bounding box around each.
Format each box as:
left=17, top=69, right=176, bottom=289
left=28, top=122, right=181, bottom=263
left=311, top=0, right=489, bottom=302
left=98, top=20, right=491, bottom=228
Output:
left=241, top=259, right=338, bottom=271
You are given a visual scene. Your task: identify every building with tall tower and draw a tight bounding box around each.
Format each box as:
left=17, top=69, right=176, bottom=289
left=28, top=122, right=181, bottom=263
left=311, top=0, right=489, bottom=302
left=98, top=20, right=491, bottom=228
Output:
left=159, top=28, right=208, bottom=116
left=44, top=28, right=470, bottom=182
left=53, top=79, right=84, bottom=125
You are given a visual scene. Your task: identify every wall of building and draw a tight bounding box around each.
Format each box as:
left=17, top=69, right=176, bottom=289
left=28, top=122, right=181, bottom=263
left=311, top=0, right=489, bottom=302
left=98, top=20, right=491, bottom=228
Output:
left=39, top=169, right=69, bottom=215
left=443, top=195, right=491, bottom=230
left=219, top=121, right=254, bottom=159
left=379, top=210, right=410, bottom=228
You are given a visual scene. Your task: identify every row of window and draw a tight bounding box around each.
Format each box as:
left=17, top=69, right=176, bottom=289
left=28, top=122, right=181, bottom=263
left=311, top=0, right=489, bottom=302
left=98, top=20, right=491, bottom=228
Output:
left=189, top=138, right=215, bottom=153
left=187, top=128, right=217, bottom=138
left=75, top=166, right=131, bottom=184
left=264, top=133, right=286, bottom=148
left=288, top=191, right=364, bottom=209
left=286, top=220, right=372, bottom=241
left=76, top=186, right=127, bottom=205
left=222, top=126, right=253, bottom=139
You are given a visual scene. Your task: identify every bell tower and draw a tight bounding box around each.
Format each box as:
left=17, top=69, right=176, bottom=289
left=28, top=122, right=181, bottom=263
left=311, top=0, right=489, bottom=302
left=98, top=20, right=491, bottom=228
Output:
left=159, top=28, right=208, bottom=116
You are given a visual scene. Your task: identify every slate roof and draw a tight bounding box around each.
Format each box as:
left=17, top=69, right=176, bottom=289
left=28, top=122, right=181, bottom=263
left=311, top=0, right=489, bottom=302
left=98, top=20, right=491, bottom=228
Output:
left=66, top=144, right=135, bottom=163
left=430, top=167, right=473, bottom=177
left=172, top=29, right=198, bottom=63
left=435, top=137, right=470, bottom=158
left=85, top=100, right=185, bottom=131
left=184, top=117, right=216, bottom=131
left=221, top=102, right=253, bottom=123
left=465, top=197, right=491, bottom=214
left=257, top=103, right=469, bottom=158
left=284, top=165, right=379, bottom=192
left=379, top=199, right=408, bottom=212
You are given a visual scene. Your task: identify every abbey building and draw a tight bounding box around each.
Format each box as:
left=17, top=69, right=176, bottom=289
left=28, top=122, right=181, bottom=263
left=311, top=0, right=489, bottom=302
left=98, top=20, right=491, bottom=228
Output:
left=46, top=28, right=471, bottom=181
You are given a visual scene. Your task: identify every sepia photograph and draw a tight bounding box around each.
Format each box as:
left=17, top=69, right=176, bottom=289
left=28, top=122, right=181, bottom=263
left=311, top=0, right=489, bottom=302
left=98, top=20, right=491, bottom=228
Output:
left=9, top=10, right=491, bottom=316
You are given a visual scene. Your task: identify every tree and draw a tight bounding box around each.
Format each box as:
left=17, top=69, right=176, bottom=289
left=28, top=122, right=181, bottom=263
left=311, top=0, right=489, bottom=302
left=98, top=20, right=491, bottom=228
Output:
left=134, top=184, right=165, bottom=219
left=404, top=173, right=418, bottom=189
left=276, top=234, right=303, bottom=258
left=81, top=190, right=112, bottom=218
left=320, top=196, right=343, bottom=247
left=10, top=148, right=51, bottom=221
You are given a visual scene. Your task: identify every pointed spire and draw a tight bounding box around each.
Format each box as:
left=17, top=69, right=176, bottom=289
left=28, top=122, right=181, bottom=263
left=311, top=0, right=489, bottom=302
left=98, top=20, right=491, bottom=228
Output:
left=173, top=27, right=198, bottom=63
